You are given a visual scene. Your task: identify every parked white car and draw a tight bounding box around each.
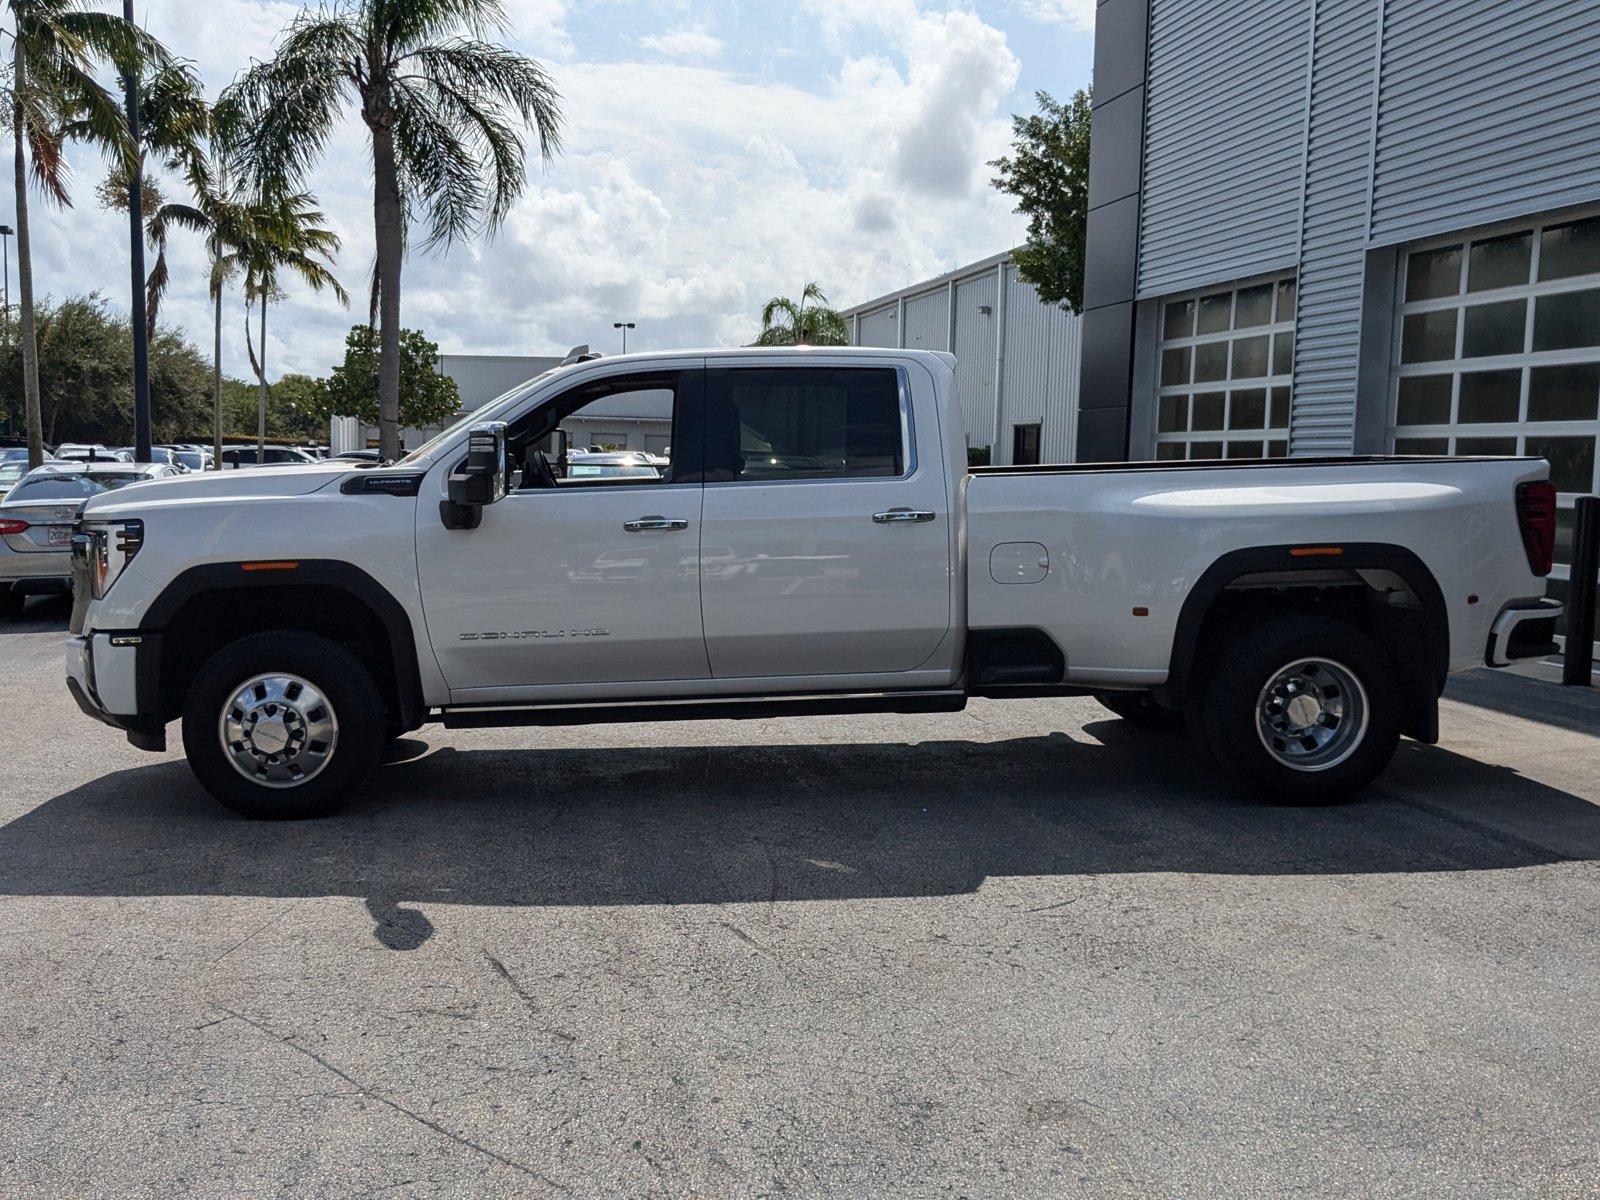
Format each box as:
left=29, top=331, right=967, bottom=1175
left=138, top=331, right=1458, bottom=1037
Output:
left=64, top=347, right=1561, bottom=818
left=1, top=461, right=182, bottom=617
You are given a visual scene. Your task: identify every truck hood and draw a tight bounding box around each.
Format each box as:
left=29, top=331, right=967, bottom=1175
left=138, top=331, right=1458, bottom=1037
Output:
left=80, top=463, right=354, bottom=516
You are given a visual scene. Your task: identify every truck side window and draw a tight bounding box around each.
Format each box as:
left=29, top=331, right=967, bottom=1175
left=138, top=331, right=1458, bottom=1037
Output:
left=712, top=367, right=904, bottom=481
left=508, top=371, right=688, bottom=488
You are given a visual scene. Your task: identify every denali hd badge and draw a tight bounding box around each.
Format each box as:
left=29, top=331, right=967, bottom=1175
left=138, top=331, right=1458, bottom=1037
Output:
left=460, top=628, right=611, bottom=641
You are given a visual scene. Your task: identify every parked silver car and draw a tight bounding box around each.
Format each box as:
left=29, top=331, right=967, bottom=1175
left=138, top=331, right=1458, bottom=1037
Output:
left=0, top=461, right=181, bottom=617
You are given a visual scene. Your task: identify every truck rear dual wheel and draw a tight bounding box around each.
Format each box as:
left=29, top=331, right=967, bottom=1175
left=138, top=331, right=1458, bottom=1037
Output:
left=182, top=631, right=386, bottom=819
left=1197, top=615, right=1401, bottom=805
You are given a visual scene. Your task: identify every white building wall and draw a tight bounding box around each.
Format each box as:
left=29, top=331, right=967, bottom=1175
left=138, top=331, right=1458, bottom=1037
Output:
left=846, top=253, right=1082, bottom=465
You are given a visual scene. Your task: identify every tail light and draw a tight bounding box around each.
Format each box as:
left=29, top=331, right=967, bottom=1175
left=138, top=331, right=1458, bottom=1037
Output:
left=0, top=518, right=29, bottom=535
left=1515, top=480, right=1557, bottom=577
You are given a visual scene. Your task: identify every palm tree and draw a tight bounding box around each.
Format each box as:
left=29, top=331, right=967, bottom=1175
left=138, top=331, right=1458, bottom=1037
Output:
left=224, top=0, right=563, bottom=461
left=755, top=282, right=850, bottom=346
left=3, top=0, right=150, bottom=467
left=88, top=55, right=208, bottom=341
left=239, top=192, right=346, bottom=461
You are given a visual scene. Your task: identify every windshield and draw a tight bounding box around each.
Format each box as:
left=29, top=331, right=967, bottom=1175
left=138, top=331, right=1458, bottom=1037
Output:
left=395, top=366, right=565, bottom=466
left=175, top=451, right=206, bottom=469
left=7, top=472, right=149, bottom=501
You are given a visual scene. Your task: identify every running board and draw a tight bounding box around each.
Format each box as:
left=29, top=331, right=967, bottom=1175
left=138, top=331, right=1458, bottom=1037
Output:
left=438, top=689, right=968, bottom=729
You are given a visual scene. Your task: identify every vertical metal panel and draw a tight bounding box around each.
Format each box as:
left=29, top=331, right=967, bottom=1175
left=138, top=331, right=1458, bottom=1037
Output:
left=1137, top=0, right=1313, bottom=297
left=902, top=291, right=949, bottom=350
left=1370, top=0, right=1600, bottom=245
left=437, top=354, right=563, bottom=411
left=997, top=273, right=1083, bottom=465
left=1045, top=300, right=1082, bottom=463
left=855, top=306, right=898, bottom=347
left=952, top=272, right=999, bottom=451
left=1289, top=0, right=1380, bottom=455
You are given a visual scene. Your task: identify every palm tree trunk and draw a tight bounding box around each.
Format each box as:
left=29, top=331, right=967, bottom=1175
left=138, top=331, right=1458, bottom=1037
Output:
left=12, top=43, right=43, bottom=469
left=211, top=258, right=223, bottom=466
left=371, top=118, right=404, bottom=462
left=256, top=299, right=267, bottom=461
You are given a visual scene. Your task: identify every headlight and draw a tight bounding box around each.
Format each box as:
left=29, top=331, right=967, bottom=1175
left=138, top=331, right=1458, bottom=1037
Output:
left=72, top=518, right=144, bottom=600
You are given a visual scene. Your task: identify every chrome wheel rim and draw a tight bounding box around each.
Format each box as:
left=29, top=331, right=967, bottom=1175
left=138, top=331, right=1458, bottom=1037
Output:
left=219, top=673, right=338, bottom=788
left=1255, top=657, right=1368, bottom=772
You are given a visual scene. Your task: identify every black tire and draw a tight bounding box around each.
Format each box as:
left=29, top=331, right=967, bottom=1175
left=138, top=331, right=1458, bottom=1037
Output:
left=1094, top=690, right=1187, bottom=733
left=182, top=630, right=386, bottom=819
left=1198, top=615, right=1400, bottom=805
left=0, top=585, right=25, bottom=619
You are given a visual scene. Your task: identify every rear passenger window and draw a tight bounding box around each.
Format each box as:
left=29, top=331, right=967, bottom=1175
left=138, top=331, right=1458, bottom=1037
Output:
left=713, top=367, right=904, bottom=481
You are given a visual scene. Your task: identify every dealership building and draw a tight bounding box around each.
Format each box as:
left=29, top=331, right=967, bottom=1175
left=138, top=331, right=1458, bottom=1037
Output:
left=1070, top=0, right=1600, bottom=620
left=844, top=251, right=1083, bottom=466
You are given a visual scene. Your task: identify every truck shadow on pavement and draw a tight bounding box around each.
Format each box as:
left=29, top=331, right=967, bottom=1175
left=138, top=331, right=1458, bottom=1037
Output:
left=3, top=720, right=1596, bottom=949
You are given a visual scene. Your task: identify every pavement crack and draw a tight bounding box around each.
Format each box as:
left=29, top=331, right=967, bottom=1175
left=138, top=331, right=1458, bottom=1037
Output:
left=213, top=903, right=293, bottom=963
left=483, top=952, right=577, bottom=1042
left=212, top=1005, right=565, bottom=1191
left=716, top=919, right=773, bottom=956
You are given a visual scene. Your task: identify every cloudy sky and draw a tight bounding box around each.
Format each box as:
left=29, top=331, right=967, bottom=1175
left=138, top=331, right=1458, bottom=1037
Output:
left=22, top=0, right=1092, bottom=379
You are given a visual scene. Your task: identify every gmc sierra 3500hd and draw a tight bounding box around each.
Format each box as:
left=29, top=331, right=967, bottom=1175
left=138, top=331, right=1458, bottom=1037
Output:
left=64, top=347, right=1562, bottom=818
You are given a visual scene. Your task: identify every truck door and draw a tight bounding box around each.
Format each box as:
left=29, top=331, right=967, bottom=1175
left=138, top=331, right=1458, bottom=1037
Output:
left=415, top=366, right=709, bottom=699
left=697, top=361, right=952, bottom=680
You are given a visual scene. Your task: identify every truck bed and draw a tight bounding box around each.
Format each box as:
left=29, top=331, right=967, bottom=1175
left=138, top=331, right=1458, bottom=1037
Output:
left=963, top=454, right=1547, bottom=688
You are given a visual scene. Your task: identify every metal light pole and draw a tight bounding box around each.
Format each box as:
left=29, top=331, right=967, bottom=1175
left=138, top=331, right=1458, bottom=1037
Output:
left=123, top=0, right=152, bottom=462
left=0, top=224, right=11, bottom=333
left=0, top=225, right=10, bottom=438
left=613, top=321, right=635, bottom=354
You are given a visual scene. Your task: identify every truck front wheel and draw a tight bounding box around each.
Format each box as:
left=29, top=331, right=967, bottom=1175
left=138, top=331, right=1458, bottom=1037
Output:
left=1198, top=615, right=1401, bottom=805
left=182, top=631, right=386, bottom=819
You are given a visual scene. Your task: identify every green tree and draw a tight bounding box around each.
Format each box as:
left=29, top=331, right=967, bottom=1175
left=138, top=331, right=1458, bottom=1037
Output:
left=217, top=372, right=323, bottom=442
left=224, top=0, right=563, bottom=462
left=314, top=325, right=461, bottom=435
left=4, top=0, right=155, bottom=466
left=0, top=292, right=215, bottom=444
left=754, top=282, right=850, bottom=346
left=989, top=89, right=1091, bottom=313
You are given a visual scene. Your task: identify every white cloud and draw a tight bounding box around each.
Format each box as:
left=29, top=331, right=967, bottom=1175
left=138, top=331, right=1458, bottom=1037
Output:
left=27, top=0, right=1031, bottom=379
left=636, top=29, right=725, bottom=61
left=1013, top=0, right=1096, bottom=32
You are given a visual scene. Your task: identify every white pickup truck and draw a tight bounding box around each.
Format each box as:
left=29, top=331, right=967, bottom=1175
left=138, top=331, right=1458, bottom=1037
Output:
left=65, top=347, right=1561, bottom=818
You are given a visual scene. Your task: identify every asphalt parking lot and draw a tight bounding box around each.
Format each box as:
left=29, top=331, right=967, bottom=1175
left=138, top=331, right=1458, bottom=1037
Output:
left=2, top=594, right=1597, bottom=1198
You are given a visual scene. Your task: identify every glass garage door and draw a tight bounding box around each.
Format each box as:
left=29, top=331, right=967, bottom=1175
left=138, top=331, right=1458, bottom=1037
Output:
left=1390, top=213, right=1600, bottom=624
left=1154, top=274, right=1296, bottom=461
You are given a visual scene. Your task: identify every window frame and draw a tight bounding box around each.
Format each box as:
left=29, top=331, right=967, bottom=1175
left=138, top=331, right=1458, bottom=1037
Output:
left=702, top=364, right=917, bottom=486
left=504, top=366, right=702, bottom=492
left=1153, top=271, right=1296, bottom=462
left=1388, top=208, right=1600, bottom=588
left=1011, top=421, right=1042, bottom=466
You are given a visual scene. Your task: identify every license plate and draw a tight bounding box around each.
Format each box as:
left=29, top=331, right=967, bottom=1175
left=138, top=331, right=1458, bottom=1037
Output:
left=48, top=526, right=71, bottom=545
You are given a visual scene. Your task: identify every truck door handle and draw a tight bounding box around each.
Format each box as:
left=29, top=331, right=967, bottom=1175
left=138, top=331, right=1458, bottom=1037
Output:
left=623, top=515, right=689, bottom=532
left=873, top=508, right=936, bottom=524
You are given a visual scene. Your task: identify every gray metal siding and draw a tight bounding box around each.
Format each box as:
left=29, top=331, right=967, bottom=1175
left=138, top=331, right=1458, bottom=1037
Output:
left=952, top=273, right=999, bottom=450
left=1289, top=0, right=1379, bottom=455
left=1001, top=270, right=1080, bottom=463
left=1370, top=0, right=1600, bottom=245
left=902, top=291, right=948, bottom=350
left=856, top=306, right=898, bottom=348
left=438, top=354, right=563, bottom=411
left=1137, top=0, right=1312, bottom=298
